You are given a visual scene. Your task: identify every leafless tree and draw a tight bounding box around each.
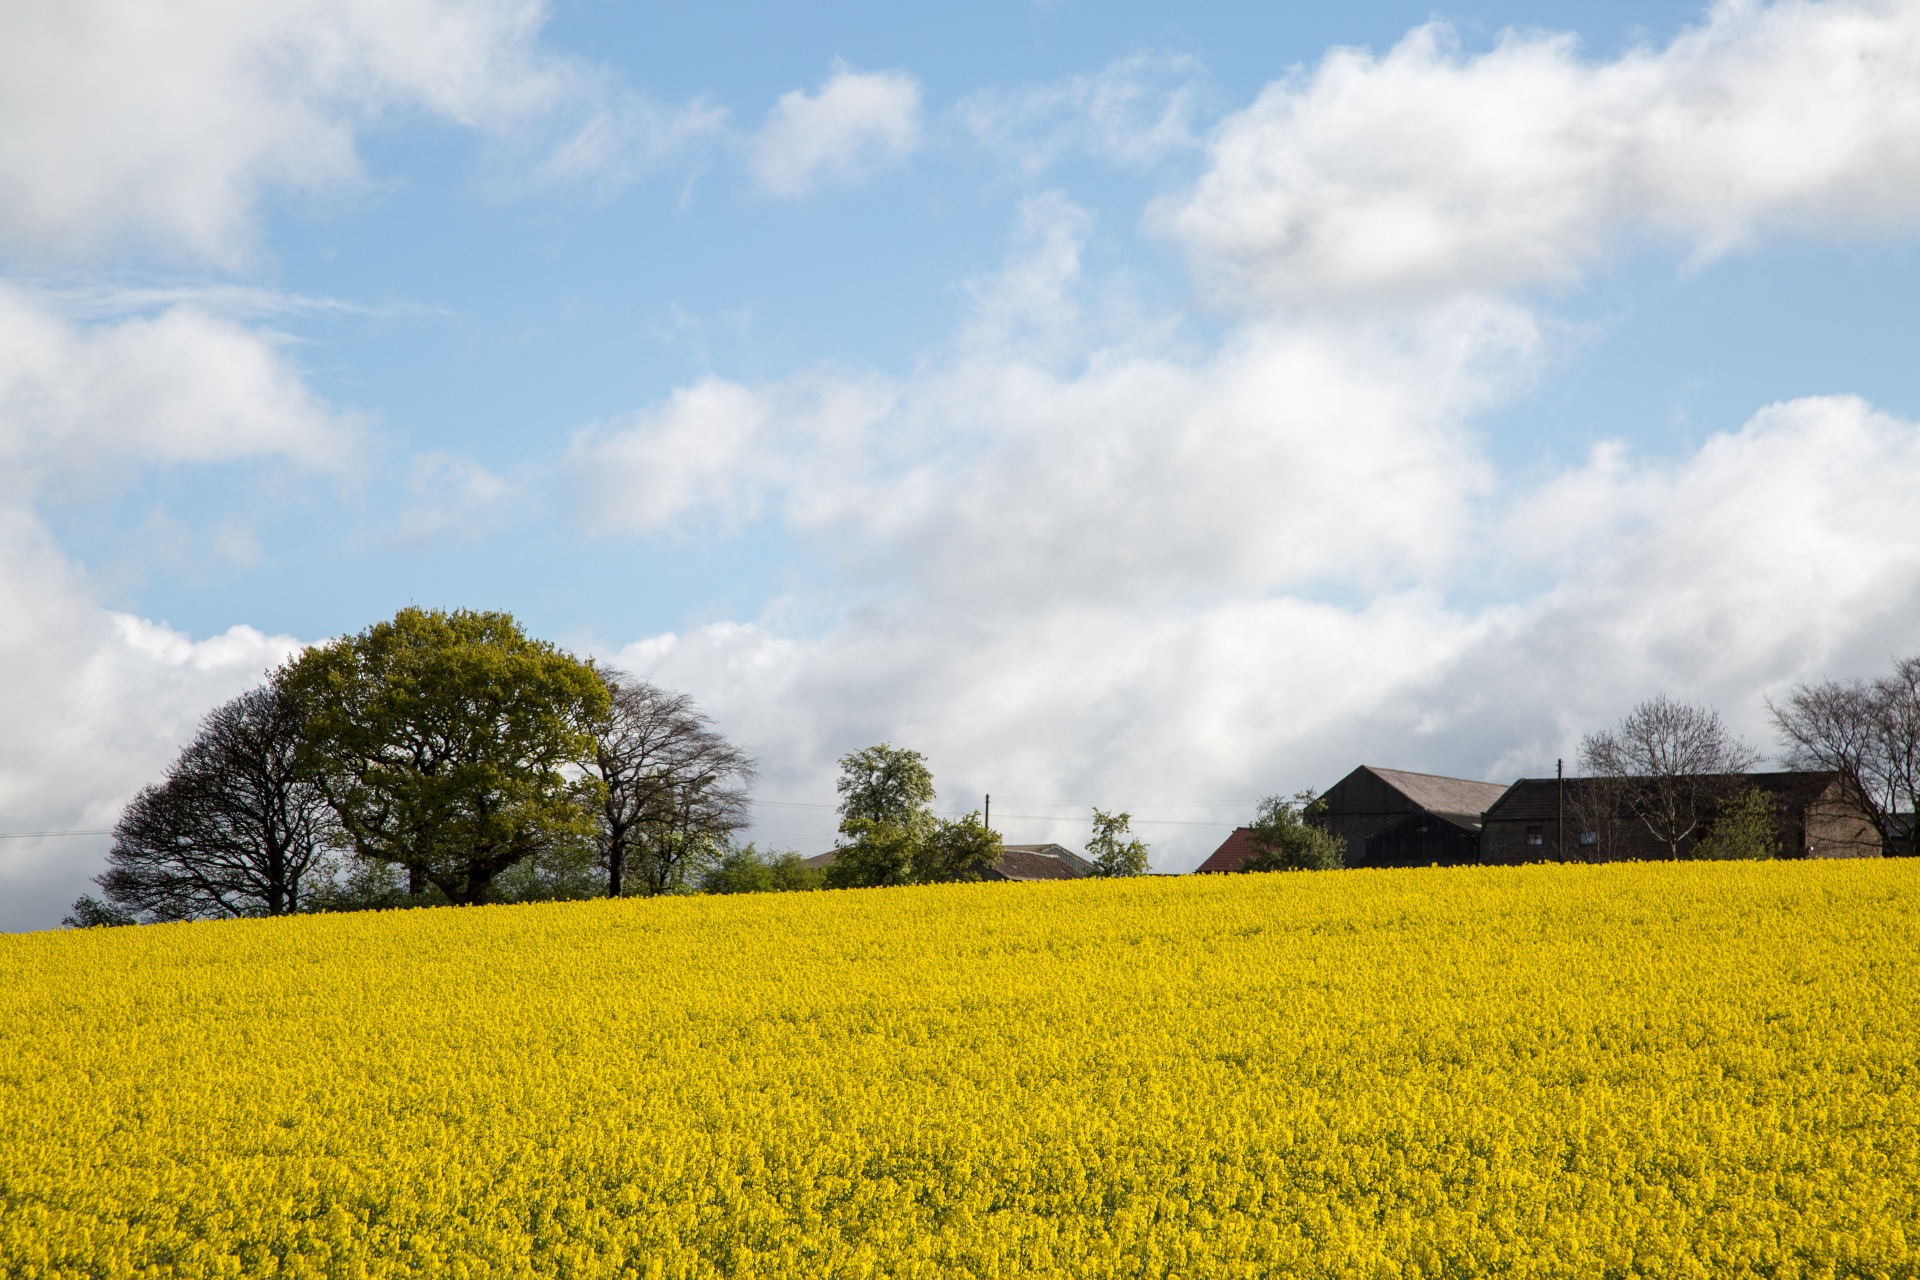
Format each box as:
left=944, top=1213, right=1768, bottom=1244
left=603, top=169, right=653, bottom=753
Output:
left=591, top=670, right=755, bottom=896
left=1771, top=655, right=1920, bottom=853
left=1565, top=775, right=1629, bottom=863
left=1579, top=695, right=1762, bottom=860
left=90, top=683, right=332, bottom=921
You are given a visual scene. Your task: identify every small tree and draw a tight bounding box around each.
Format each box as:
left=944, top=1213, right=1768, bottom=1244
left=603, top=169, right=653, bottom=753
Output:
left=701, top=845, right=824, bottom=894
left=1693, top=786, right=1780, bottom=860
left=1772, top=656, right=1920, bottom=854
left=281, top=608, right=609, bottom=906
left=62, top=896, right=135, bottom=928
left=89, top=683, right=333, bottom=922
left=1580, top=695, right=1761, bottom=860
left=592, top=672, right=754, bottom=898
left=1086, top=808, right=1150, bottom=877
left=916, top=812, right=1002, bottom=883
left=1244, top=791, right=1346, bottom=871
left=824, top=817, right=919, bottom=888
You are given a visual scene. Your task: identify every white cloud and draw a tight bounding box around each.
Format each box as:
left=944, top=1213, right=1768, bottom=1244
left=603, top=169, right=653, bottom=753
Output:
left=0, top=283, right=358, bottom=483
left=0, top=507, right=303, bottom=931
left=397, top=451, right=515, bottom=544
left=0, top=0, right=711, bottom=263
left=749, top=64, right=924, bottom=197
left=0, top=285, right=354, bottom=929
left=1157, top=0, right=1920, bottom=306
left=958, top=53, right=1214, bottom=175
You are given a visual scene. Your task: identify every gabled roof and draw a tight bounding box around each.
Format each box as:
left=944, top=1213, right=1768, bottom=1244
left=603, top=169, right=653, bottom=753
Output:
left=1356, top=766, right=1512, bottom=822
left=1195, top=827, right=1257, bottom=874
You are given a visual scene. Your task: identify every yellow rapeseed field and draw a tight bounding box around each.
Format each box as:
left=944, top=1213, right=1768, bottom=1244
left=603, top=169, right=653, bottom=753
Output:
left=3, top=860, right=1917, bottom=1279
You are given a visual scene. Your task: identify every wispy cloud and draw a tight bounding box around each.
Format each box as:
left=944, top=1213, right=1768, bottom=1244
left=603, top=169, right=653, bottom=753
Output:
left=747, top=63, right=924, bottom=197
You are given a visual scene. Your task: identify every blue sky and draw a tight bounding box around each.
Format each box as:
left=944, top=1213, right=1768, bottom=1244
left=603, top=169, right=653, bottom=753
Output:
left=5, top=0, right=1920, bottom=927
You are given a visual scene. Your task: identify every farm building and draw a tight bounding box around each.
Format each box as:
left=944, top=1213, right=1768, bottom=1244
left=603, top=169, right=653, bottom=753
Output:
left=1479, top=771, right=1882, bottom=863
left=1195, top=766, right=1510, bottom=872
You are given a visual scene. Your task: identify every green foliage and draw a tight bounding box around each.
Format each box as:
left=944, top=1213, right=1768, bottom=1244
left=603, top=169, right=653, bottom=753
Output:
left=700, top=845, right=823, bottom=894
left=1087, top=809, right=1151, bottom=877
left=1245, top=791, right=1346, bottom=872
left=61, top=895, right=135, bottom=928
left=825, top=811, right=1004, bottom=889
left=835, top=744, right=935, bottom=837
left=1694, top=786, right=1781, bottom=861
left=917, top=813, right=1002, bottom=884
left=825, top=819, right=919, bottom=889
left=279, top=607, right=610, bottom=906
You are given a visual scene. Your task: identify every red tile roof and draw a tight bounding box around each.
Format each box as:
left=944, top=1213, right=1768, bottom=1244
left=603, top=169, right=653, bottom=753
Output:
left=1196, top=827, right=1257, bottom=873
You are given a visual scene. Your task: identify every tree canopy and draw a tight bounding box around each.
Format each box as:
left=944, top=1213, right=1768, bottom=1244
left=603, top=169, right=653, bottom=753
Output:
left=1086, top=809, right=1150, bottom=877
left=835, top=744, right=935, bottom=835
left=280, top=607, right=609, bottom=906
left=84, top=683, right=331, bottom=922
left=1244, top=792, right=1345, bottom=872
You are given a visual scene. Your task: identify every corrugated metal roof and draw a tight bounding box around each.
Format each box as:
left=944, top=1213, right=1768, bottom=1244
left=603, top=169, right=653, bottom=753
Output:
left=987, top=849, right=1085, bottom=881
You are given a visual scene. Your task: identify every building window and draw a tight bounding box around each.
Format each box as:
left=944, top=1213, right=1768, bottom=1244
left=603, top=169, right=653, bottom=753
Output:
left=1579, top=830, right=1598, bottom=846
left=1526, top=825, right=1544, bottom=846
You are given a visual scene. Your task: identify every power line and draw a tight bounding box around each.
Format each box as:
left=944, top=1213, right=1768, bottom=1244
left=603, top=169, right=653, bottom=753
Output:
left=0, top=829, right=111, bottom=840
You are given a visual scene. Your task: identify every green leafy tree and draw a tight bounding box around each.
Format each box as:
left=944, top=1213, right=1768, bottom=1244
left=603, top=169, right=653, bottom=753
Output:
left=1244, top=791, right=1346, bottom=871
left=823, top=745, right=1002, bottom=888
left=824, top=817, right=920, bottom=888
left=1086, top=808, right=1150, bottom=877
left=280, top=607, right=610, bottom=906
left=700, top=844, right=823, bottom=894
left=916, top=812, right=1002, bottom=883
left=835, top=744, right=935, bottom=836
left=766, top=850, right=824, bottom=891
left=1693, top=786, right=1781, bottom=860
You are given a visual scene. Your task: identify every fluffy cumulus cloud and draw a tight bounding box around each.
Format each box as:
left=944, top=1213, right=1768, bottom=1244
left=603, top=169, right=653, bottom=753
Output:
left=1156, top=0, right=1920, bottom=305
left=0, top=285, right=361, bottom=928
left=0, top=284, right=357, bottom=479
left=0, top=0, right=713, bottom=262
left=748, top=64, right=924, bottom=197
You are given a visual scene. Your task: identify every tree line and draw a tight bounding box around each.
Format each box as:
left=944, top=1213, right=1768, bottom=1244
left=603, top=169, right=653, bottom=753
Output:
left=67, top=608, right=1157, bottom=927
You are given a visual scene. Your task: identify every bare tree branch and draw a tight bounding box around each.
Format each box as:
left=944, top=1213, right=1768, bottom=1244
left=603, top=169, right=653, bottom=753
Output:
left=1580, top=695, right=1760, bottom=860
left=592, top=671, right=755, bottom=896
left=1773, top=656, right=1920, bottom=853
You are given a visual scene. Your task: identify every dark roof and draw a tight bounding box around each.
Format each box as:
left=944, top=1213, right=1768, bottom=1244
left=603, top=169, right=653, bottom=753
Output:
left=1357, top=766, right=1512, bottom=822
left=1002, top=843, right=1097, bottom=876
left=1483, top=771, right=1843, bottom=823
left=802, top=850, right=837, bottom=869
left=1196, top=827, right=1257, bottom=873
left=984, top=848, right=1085, bottom=881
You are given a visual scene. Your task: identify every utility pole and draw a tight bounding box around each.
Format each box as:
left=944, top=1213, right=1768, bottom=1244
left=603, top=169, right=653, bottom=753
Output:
left=1557, top=759, right=1564, bottom=860
left=984, top=794, right=990, bottom=832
